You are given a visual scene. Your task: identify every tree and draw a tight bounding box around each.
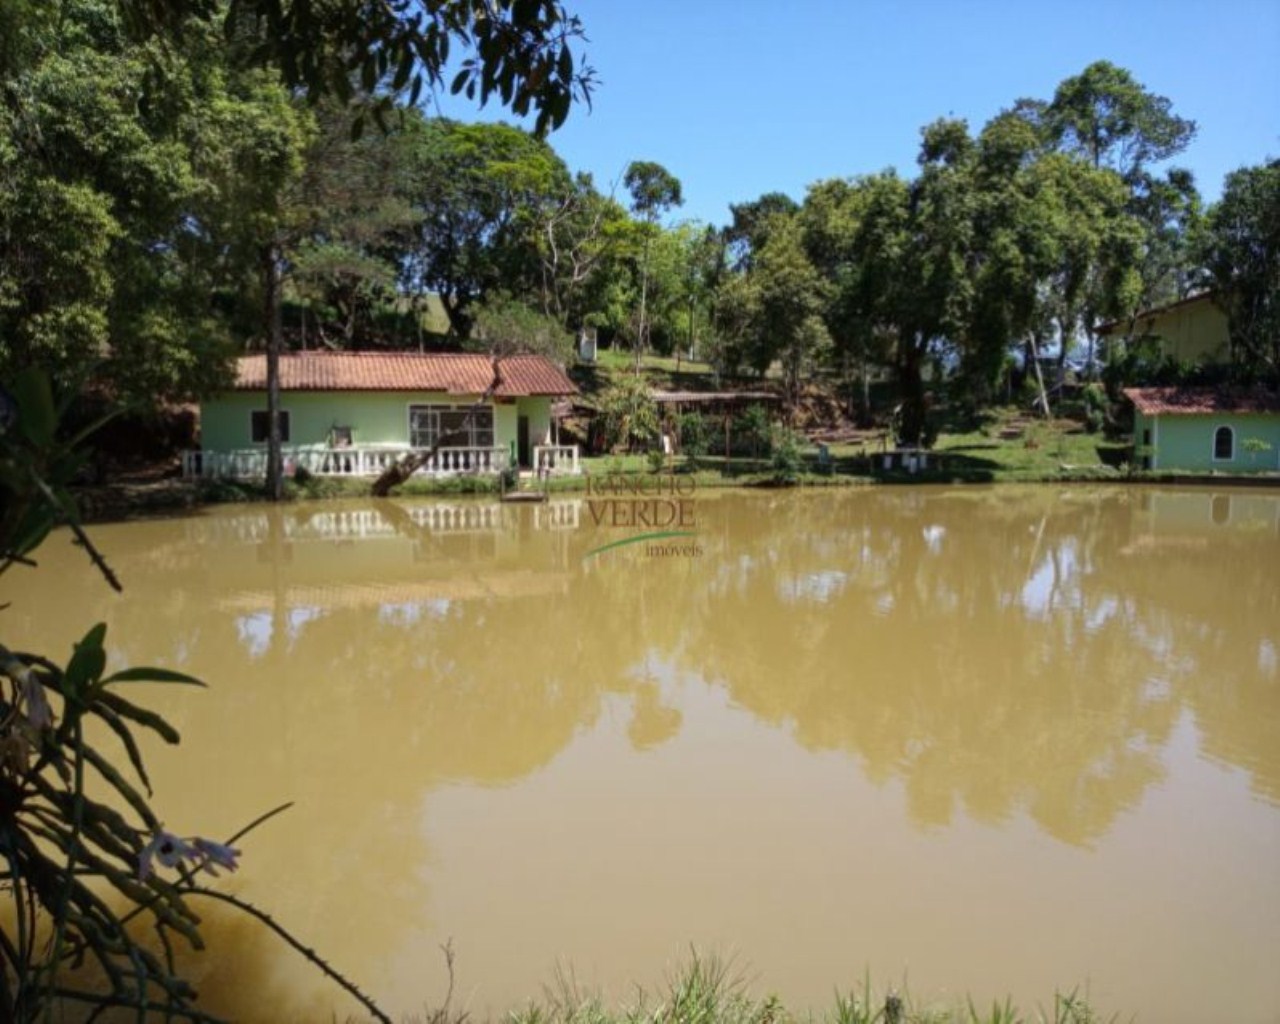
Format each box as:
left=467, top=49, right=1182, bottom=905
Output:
left=0, top=0, right=252, bottom=404
left=532, top=171, right=632, bottom=329
left=713, top=210, right=831, bottom=406
left=724, top=191, right=799, bottom=271
left=597, top=373, right=660, bottom=451
left=623, top=160, right=683, bottom=369
left=286, top=104, right=421, bottom=348
left=468, top=291, right=572, bottom=362
left=397, top=117, right=573, bottom=338
left=893, top=119, right=977, bottom=442
left=1046, top=60, right=1195, bottom=181
left=117, top=0, right=595, bottom=136
left=800, top=177, right=894, bottom=421
left=1202, top=159, right=1280, bottom=376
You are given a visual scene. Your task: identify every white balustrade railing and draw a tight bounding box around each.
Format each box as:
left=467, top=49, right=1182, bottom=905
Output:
left=182, top=445, right=512, bottom=481
left=534, top=500, right=582, bottom=529
left=533, top=444, right=581, bottom=475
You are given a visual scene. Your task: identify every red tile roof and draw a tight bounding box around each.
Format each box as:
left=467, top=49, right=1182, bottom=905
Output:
left=233, top=352, right=577, bottom=396
left=1123, top=387, right=1280, bottom=416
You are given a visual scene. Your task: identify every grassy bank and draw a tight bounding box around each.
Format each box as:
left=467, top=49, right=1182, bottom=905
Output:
left=397, top=957, right=1116, bottom=1024
left=74, top=410, right=1278, bottom=523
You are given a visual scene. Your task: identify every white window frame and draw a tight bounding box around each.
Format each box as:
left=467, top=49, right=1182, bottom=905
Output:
left=250, top=408, right=291, bottom=445
left=1211, top=424, right=1235, bottom=462
left=406, top=402, right=495, bottom=449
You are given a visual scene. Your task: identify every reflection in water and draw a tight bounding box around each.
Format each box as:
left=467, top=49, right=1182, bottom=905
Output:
left=6, top=488, right=1279, bottom=1023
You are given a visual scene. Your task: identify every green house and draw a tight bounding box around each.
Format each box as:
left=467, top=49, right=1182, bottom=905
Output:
left=1125, top=387, right=1280, bottom=473
left=188, top=352, right=580, bottom=479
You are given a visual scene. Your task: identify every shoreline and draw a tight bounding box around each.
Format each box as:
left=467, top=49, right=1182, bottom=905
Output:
left=73, top=464, right=1280, bottom=525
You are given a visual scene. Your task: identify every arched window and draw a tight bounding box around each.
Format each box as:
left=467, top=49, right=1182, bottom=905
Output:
left=1213, top=425, right=1234, bottom=461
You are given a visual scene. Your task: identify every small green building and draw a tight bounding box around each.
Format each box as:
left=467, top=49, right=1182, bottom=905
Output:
left=1125, top=387, right=1280, bottom=473
left=189, top=351, right=580, bottom=479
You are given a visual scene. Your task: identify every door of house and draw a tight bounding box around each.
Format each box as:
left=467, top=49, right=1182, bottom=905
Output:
left=517, top=415, right=530, bottom=468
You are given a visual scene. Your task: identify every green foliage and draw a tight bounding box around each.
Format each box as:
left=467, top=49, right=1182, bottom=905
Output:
left=0, top=369, right=388, bottom=1022
left=1241, top=436, right=1273, bottom=468
left=622, top=160, right=684, bottom=365
left=597, top=375, right=660, bottom=452
left=120, top=0, right=595, bottom=137
left=678, top=411, right=709, bottom=466
left=624, top=161, right=684, bottom=221
left=398, top=117, right=577, bottom=337
left=1081, top=382, right=1108, bottom=434
left=646, top=449, right=667, bottom=473
left=0, top=0, right=251, bottom=404
left=469, top=291, right=573, bottom=361
left=734, top=404, right=773, bottom=460
left=506, top=957, right=1114, bottom=1024
left=714, top=211, right=831, bottom=401
left=769, top=426, right=805, bottom=484
left=1046, top=60, right=1196, bottom=180
left=1202, top=159, right=1280, bottom=376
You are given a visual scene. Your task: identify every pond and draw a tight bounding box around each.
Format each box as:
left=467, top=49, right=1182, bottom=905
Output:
left=7, top=485, right=1279, bottom=1022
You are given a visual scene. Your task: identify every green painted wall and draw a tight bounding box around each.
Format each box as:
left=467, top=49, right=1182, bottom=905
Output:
left=1134, top=410, right=1280, bottom=472
left=518, top=396, right=553, bottom=448
left=201, top=391, right=550, bottom=454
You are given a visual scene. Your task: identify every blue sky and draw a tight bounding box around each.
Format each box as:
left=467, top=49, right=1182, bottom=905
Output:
left=437, top=0, right=1280, bottom=228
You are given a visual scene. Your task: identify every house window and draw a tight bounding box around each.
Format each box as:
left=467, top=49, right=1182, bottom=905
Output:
left=409, top=405, right=494, bottom=449
left=251, top=410, right=290, bottom=443
left=1213, top=425, right=1234, bottom=461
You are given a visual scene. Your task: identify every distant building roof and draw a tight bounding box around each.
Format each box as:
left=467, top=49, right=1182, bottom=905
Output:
left=1096, top=291, right=1219, bottom=336
left=1123, top=386, right=1280, bottom=416
left=232, top=352, right=577, bottom=396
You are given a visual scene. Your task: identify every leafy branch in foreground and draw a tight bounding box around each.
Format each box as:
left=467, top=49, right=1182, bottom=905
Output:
left=0, top=368, right=389, bottom=1022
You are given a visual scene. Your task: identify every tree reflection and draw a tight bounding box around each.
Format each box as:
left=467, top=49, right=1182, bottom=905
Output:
left=4, top=486, right=1277, bottom=1015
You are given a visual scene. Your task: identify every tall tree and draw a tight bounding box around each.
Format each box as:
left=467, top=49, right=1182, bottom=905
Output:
left=287, top=104, right=420, bottom=348
left=724, top=191, right=799, bottom=271
left=894, top=119, right=977, bottom=441
left=397, top=117, right=573, bottom=338
left=1202, top=159, right=1280, bottom=377
left=532, top=171, right=631, bottom=330
left=0, top=0, right=252, bottom=403
left=623, top=160, right=683, bottom=370
left=1046, top=60, right=1196, bottom=181
left=715, top=211, right=830, bottom=405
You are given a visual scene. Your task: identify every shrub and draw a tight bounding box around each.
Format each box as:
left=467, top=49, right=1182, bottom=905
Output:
left=1082, top=383, right=1108, bottom=434
left=769, top=426, right=804, bottom=484
left=735, top=404, right=772, bottom=460
left=598, top=375, right=660, bottom=452
left=678, top=411, right=709, bottom=467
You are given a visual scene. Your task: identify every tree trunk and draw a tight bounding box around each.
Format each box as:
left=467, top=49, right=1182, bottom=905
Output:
left=635, top=233, right=650, bottom=374
left=897, top=344, right=926, bottom=445
left=860, top=340, right=871, bottom=428
left=1028, top=331, right=1051, bottom=419
left=263, top=243, right=284, bottom=502
left=370, top=358, right=505, bottom=497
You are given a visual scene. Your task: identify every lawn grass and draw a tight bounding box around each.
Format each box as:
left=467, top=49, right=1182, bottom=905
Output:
left=400, top=955, right=1117, bottom=1024
left=591, top=347, right=717, bottom=377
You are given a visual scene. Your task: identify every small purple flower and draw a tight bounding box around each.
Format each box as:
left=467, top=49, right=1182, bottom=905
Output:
left=192, top=837, right=241, bottom=876
left=21, top=673, right=54, bottom=732
left=138, top=830, right=197, bottom=880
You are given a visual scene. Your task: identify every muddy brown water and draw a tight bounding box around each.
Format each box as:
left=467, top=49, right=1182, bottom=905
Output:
left=5, top=486, right=1278, bottom=1022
